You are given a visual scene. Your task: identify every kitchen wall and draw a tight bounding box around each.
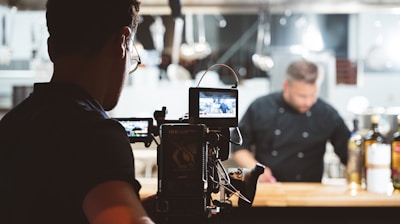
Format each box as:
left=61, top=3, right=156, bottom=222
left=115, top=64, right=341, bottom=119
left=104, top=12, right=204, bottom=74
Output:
left=1, top=7, right=400, bottom=129
left=0, top=8, right=50, bottom=110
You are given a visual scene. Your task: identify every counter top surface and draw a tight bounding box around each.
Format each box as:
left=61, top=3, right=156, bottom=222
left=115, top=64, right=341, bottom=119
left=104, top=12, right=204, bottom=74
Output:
left=251, top=181, right=400, bottom=207
left=138, top=178, right=400, bottom=207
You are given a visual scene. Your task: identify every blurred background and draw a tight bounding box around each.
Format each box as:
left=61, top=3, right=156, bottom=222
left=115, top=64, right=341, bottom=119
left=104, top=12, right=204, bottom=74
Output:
left=2, top=0, right=400, bottom=178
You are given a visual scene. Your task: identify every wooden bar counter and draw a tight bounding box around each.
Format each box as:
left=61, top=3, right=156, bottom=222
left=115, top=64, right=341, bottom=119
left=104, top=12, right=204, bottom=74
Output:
left=139, top=178, right=399, bottom=223
left=139, top=178, right=400, bottom=207
left=252, top=181, right=400, bottom=207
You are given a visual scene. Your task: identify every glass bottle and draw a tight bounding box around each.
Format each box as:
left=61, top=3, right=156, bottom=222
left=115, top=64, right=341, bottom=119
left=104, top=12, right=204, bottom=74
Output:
left=347, top=118, right=363, bottom=190
left=363, top=114, right=391, bottom=193
left=391, top=115, right=400, bottom=190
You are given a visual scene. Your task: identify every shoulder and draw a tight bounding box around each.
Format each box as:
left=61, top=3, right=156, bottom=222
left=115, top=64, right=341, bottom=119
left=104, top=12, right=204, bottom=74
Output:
left=73, top=118, right=127, bottom=144
left=249, top=92, right=281, bottom=109
left=313, top=98, right=343, bottom=121
left=246, top=92, right=281, bottom=117
left=315, top=98, right=337, bottom=112
left=241, top=92, right=281, bottom=124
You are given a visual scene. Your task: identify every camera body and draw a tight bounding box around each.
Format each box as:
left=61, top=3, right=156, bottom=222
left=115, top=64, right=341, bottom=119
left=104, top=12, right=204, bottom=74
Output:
left=156, top=123, right=208, bottom=222
left=155, top=87, right=255, bottom=223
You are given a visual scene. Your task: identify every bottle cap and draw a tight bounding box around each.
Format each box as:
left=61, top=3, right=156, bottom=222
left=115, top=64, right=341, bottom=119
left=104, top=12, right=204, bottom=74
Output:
left=371, top=114, right=380, bottom=124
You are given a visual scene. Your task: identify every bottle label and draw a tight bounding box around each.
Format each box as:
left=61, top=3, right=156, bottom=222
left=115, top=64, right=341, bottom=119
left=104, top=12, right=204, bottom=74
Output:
left=366, top=169, right=391, bottom=193
left=366, top=143, right=391, bottom=167
left=393, top=142, right=400, bottom=153
left=366, top=143, right=391, bottom=193
left=392, top=141, right=400, bottom=189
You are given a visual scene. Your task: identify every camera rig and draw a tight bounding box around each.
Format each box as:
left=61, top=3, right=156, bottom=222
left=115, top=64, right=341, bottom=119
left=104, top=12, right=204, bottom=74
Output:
left=114, top=64, right=264, bottom=223
left=152, top=106, right=264, bottom=224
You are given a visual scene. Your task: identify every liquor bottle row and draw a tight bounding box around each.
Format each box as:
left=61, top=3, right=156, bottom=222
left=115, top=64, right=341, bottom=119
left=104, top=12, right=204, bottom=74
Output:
left=347, top=114, right=400, bottom=193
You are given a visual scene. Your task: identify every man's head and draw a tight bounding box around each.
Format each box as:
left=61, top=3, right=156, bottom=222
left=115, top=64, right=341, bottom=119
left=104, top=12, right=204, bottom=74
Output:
left=282, top=59, right=322, bottom=113
left=46, top=0, right=140, bottom=58
left=46, top=0, right=141, bottom=111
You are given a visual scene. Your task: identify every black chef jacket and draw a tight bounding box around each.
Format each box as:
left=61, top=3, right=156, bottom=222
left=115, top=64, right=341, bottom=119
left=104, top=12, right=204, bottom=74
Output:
left=231, top=92, right=350, bottom=182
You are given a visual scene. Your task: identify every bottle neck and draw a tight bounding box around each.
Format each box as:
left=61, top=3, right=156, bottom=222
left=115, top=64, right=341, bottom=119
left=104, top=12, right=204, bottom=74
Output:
left=371, top=122, right=379, bottom=133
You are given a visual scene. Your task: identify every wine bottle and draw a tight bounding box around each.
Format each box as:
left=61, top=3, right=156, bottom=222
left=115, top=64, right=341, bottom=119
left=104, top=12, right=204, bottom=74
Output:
left=347, top=118, right=363, bottom=190
left=363, top=114, right=391, bottom=193
left=391, top=115, right=400, bottom=190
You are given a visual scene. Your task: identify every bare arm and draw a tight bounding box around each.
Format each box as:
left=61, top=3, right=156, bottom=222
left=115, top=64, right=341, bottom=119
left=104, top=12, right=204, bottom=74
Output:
left=232, top=149, right=276, bottom=183
left=83, top=180, right=155, bottom=224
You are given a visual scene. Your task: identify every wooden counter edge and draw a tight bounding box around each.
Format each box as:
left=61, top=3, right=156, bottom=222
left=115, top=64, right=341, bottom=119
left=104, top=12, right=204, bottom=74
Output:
left=138, top=178, right=400, bottom=207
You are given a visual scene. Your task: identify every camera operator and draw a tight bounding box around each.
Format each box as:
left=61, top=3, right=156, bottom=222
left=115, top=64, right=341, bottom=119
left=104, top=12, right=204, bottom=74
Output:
left=0, top=0, right=155, bottom=223
left=231, top=59, right=350, bottom=183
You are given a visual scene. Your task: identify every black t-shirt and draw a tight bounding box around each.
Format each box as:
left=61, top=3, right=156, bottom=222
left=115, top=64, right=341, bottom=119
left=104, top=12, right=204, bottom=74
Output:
left=231, top=92, right=350, bottom=182
left=0, top=82, right=141, bottom=224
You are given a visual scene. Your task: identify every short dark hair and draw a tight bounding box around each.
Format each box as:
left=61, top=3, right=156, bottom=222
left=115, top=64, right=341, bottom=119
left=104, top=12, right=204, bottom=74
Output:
left=286, top=59, right=320, bottom=84
left=46, top=0, right=140, bottom=57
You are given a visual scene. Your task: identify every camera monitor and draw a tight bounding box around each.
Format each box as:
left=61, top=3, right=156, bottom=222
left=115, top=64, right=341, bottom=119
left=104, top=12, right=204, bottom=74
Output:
left=113, top=117, right=153, bottom=144
left=189, top=87, right=238, bottom=128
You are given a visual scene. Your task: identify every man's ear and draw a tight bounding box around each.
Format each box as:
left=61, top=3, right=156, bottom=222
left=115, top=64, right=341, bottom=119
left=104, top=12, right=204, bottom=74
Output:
left=118, top=26, right=132, bottom=59
left=282, top=80, right=289, bottom=91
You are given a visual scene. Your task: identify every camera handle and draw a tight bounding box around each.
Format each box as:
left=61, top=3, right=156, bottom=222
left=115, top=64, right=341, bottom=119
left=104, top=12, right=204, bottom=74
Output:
left=223, top=163, right=265, bottom=207
left=195, top=63, right=239, bottom=88
left=206, top=159, right=265, bottom=218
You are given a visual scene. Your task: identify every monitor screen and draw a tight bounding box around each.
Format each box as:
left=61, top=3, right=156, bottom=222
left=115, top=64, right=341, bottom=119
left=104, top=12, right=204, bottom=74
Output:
left=189, top=87, right=238, bottom=128
left=198, top=90, right=237, bottom=118
left=113, top=117, right=153, bottom=143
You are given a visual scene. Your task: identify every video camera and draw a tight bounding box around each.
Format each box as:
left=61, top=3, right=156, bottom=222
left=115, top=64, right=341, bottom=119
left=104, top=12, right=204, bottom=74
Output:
left=114, top=64, right=264, bottom=224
